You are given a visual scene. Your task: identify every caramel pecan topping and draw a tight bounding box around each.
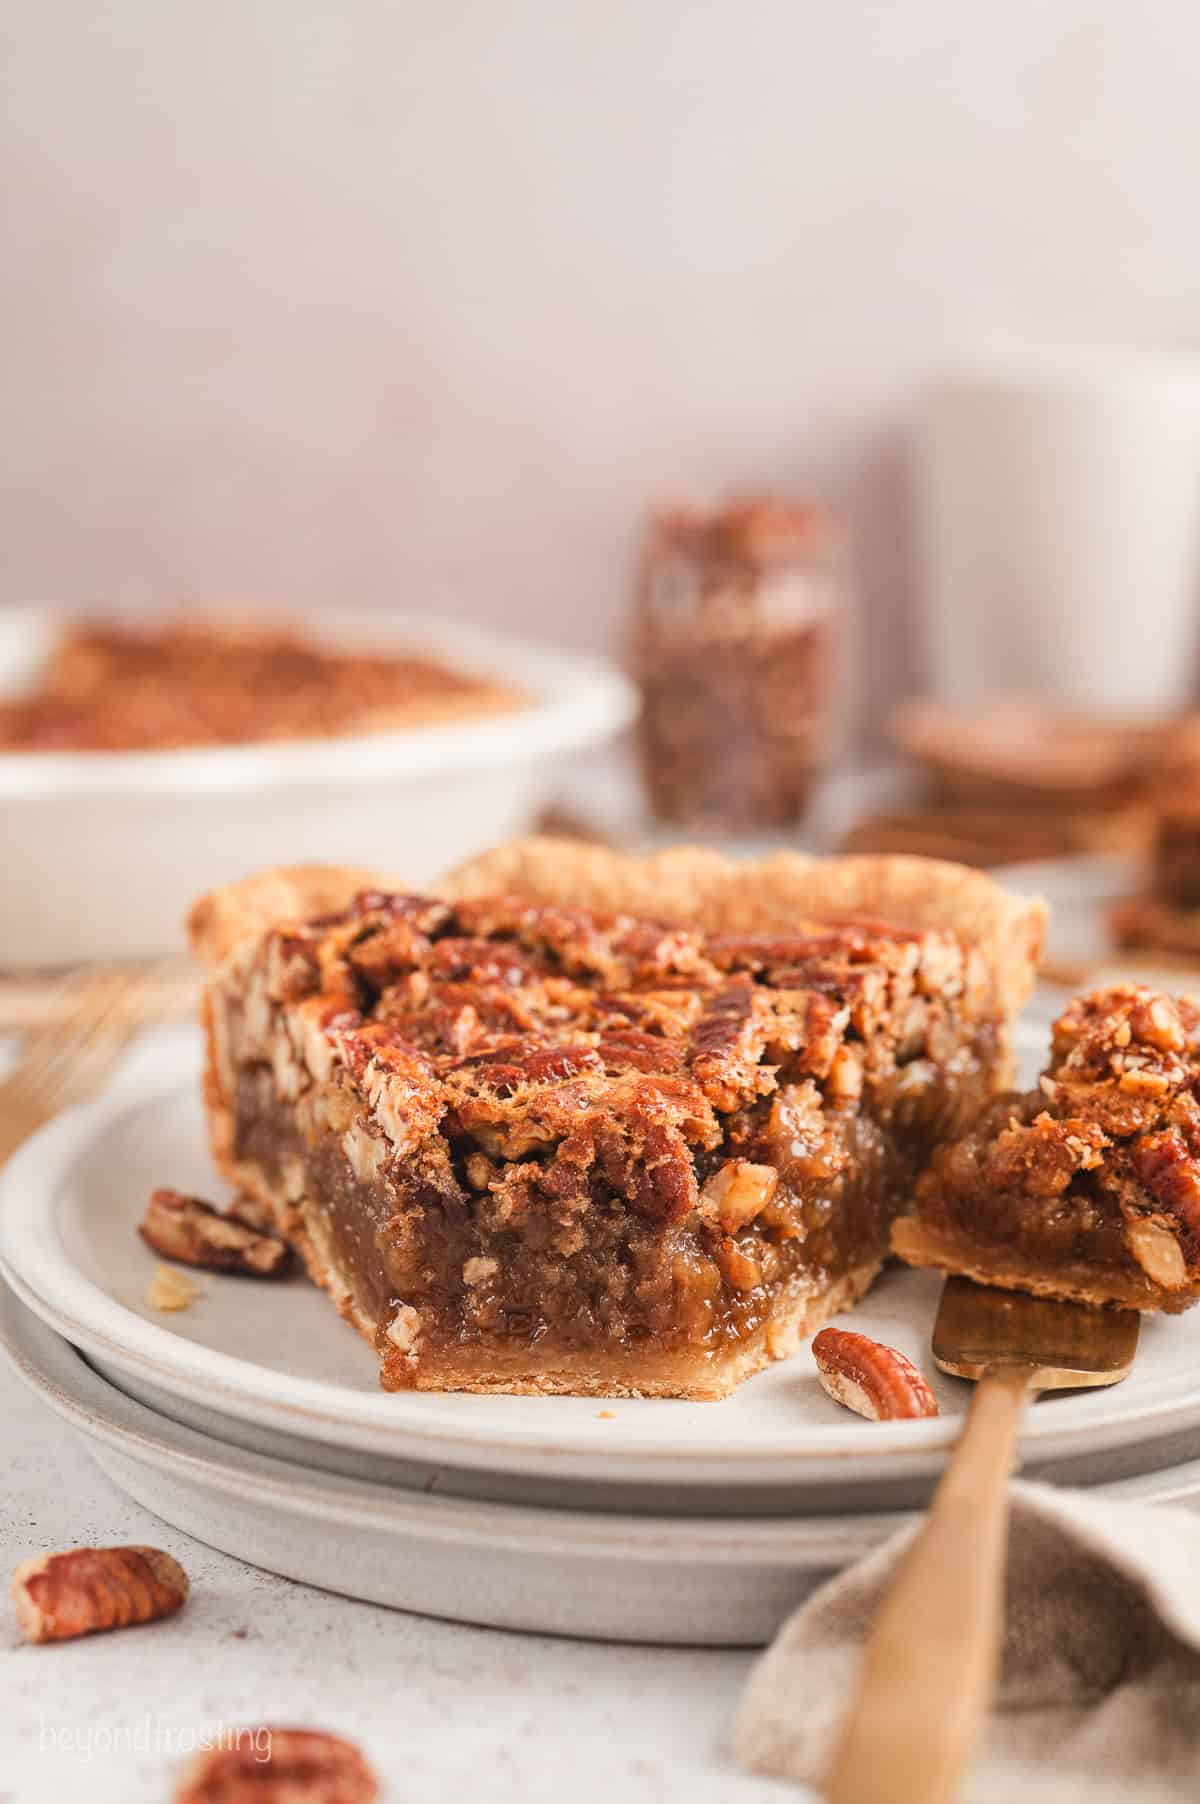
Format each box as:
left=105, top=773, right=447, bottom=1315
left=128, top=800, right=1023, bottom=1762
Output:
left=1130, top=1130, right=1200, bottom=1240
left=1049, top=986, right=1199, bottom=1104
left=690, top=978, right=775, bottom=1110
left=222, top=891, right=975, bottom=1256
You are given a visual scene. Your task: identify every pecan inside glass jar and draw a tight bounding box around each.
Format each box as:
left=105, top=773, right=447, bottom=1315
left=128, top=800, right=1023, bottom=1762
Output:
left=631, top=496, right=841, bottom=828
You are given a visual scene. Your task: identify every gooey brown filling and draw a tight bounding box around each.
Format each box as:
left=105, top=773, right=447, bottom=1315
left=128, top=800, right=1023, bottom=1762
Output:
left=916, top=1092, right=1131, bottom=1270
left=235, top=1028, right=999, bottom=1375
left=210, top=887, right=1021, bottom=1386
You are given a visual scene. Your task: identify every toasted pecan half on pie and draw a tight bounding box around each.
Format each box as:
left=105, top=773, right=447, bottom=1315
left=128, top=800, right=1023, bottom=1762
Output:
left=189, top=840, right=1042, bottom=1399
left=893, top=985, right=1200, bottom=1313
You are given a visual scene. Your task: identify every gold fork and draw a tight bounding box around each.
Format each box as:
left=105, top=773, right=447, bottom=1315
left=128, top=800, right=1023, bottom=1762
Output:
left=0, top=963, right=183, bottom=1169
left=828, top=1278, right=1140, bottom=1804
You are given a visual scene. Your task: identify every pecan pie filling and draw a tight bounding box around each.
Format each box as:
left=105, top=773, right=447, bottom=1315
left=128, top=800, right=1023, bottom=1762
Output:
left=202, top=882, right=1016, bottom=1397
left=894, top=986, right=1200, bottom=1312
left=0, top=620, right=524, bottom=753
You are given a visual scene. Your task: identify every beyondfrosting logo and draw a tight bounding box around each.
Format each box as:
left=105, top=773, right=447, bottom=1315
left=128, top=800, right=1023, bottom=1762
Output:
left=38, top=1716, right=272, bottom=1765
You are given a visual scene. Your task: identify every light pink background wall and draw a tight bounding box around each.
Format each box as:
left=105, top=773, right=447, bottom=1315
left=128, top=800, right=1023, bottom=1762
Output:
left=4, top=3, right=1200, bottom=721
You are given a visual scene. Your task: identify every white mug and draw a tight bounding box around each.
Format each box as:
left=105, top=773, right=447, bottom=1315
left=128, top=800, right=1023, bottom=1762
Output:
left=915, top=347, right=1200, bottom=711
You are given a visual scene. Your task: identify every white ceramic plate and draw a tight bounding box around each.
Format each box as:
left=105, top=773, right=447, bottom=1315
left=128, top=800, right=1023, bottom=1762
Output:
left=0, top=606, right=637, bottom=966
left=5, top=1034, right=1200, bottom=1497
left=4, top=1287, right=1199, bottom=1647
left=0, top=1284, right=881, bottom=1645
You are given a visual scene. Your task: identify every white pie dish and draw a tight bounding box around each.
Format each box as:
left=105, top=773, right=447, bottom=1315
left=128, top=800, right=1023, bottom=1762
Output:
left=0, top=606, right=637, bottom=967
left=6, top=1031, right=1200, bottom=1502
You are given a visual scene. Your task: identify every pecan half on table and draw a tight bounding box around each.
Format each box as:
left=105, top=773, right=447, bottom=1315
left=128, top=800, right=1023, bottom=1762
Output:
left=175, top=1728, right=379, bottom=1803
left=11, top=1545, right=189, bottom=1642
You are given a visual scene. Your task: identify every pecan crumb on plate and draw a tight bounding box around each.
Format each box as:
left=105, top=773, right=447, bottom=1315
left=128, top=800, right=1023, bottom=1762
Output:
left=145, top=1263, right=202, bottom=1312
left=139, top=1187, right=292, bottom=1276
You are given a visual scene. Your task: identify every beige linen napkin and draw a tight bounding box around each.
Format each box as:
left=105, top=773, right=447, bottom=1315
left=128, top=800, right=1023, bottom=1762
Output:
left=736, top=1480, right=1200, bottom=1803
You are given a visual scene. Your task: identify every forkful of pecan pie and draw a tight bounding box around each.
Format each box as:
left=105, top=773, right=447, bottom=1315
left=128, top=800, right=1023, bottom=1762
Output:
left=894, top=984, right=1200, bottom=1312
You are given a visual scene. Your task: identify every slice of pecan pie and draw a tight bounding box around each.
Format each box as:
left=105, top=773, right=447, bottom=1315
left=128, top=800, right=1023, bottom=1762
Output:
left=893, top=986, right=1200, bottom=1312
left=189, top=841, right=1042, bottom=1397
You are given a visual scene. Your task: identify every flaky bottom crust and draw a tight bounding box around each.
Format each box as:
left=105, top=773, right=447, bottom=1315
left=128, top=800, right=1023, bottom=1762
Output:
left=891, top=1216, right=1189, bottom=1314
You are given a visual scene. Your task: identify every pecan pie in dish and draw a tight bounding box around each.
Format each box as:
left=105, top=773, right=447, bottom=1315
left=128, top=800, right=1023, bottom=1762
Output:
left=0, top=619, right=523, bottom=752
left=189, top=841, right=1042, bottom=1398
left=894, top=986, right=1200, bottom=1312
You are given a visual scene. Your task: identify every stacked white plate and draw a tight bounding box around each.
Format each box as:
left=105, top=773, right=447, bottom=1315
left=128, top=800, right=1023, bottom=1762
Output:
left=4, top=1025, right=1200, bottom=1646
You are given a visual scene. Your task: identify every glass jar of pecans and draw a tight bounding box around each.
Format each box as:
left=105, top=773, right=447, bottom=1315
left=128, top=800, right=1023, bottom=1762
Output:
left=630, top=497, right=841, bottom=828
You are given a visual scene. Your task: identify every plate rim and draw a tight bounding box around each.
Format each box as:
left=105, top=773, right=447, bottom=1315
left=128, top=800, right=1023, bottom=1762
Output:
left=4, top=1055, right=1200, bottom=1487
left=4, top=1285, right=1199, bottom=1582
left=0, top=1282, right=895, bottom=1566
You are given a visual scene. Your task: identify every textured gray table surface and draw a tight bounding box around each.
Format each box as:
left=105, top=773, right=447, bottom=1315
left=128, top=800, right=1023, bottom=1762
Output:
left=0, top=1012, right=808, bottom=1804
left=0, top=1349, right=805, bottom=1803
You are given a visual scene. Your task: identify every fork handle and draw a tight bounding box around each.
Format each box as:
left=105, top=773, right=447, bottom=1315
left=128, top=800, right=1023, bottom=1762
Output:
left=828, top=1364, right=1032, bottom=1804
